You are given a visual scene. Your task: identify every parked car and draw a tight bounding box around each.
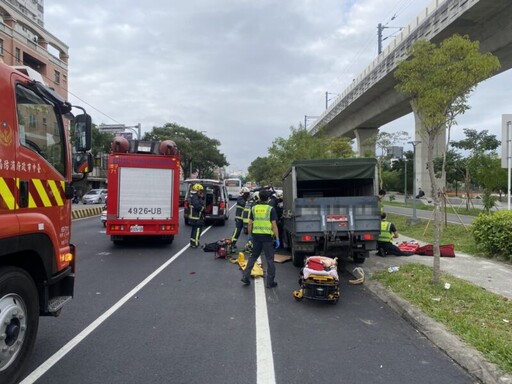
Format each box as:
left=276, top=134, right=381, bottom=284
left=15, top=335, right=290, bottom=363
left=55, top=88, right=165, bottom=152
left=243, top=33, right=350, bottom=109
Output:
left=82, top=189, right=107, bottom=204
left=183, top=179, right=229, bottom=226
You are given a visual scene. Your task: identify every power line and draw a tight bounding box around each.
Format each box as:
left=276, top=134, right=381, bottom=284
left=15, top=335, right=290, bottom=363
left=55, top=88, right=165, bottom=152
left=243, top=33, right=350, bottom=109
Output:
left=1, top=46, right=123, bottom=124
left=333, top=0, right=417, bottom=88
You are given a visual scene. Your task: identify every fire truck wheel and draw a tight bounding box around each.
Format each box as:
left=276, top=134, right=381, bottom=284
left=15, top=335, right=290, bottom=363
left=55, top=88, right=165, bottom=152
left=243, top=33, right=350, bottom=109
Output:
left=0, top=267, right=39, bottom=384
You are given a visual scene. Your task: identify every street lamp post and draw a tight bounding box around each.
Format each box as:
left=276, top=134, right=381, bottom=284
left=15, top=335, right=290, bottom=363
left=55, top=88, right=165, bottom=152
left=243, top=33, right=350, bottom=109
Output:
left=408, top=140, right=421, bottom=224
left=507, top=121, right=511, bottom=210
left=404, top=157, right=407, bottom=205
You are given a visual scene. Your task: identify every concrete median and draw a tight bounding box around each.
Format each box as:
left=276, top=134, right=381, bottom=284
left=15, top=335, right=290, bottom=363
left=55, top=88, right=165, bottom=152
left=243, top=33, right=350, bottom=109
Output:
left=72, top=206, right=102, bottom=219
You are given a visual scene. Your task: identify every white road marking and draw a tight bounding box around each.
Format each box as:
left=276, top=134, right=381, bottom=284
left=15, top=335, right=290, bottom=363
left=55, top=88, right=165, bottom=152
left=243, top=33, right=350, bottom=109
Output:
left=20, top=225, right=212, bottom=384
left=254, top=278, right=276, bottom=384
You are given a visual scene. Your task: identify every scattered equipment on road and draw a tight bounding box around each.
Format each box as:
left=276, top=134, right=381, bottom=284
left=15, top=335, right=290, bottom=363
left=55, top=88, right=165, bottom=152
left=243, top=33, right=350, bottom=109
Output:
left=293, top=256, right=340, bottom=304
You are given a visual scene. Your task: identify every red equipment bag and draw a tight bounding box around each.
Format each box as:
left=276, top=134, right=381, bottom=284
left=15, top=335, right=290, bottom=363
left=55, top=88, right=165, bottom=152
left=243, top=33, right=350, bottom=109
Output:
left=306, top=257, right=324, bottom=271
left=397, top=242, right=420, bottom=253
left=416, top=244, right=455, bottom=257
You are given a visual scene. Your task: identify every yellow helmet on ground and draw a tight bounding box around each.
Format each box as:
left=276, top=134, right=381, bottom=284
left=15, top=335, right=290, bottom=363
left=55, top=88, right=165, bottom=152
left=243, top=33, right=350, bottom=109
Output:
left=192, top=183, right=204, bottom=192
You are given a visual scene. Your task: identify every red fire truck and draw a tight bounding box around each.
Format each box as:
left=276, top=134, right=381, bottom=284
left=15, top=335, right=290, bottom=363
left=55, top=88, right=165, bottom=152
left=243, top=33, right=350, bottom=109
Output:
left=0, top=63, right=92, bottom=383
left=106, top=136, right=180, bottom=245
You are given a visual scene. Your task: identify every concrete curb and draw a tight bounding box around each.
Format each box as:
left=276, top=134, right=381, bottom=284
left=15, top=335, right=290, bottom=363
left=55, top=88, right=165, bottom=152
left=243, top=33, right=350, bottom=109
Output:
left=363, top=278, right=512, bottom=384
left=72, top=207, right=102, bottom=219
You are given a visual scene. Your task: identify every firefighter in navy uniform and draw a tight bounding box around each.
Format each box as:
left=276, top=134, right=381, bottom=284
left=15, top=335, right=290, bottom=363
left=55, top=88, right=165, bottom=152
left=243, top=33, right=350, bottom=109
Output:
left=189, top=183, right=205, bottom=248
left=231, top=187, right=250, bottom=248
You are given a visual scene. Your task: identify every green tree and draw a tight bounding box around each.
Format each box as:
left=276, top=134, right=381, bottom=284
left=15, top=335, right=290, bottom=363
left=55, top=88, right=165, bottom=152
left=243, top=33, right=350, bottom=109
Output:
left=433, top=150, right=465, bottom=195
left=247, top=156, right=274, bottom=186
left=91, top=125, right=114, bottom=157
left=451, top=128, right=501, bottom=209
left=324, top=136, right=354, bottom=158
left=258, top=125, right=354, bottom=185
left=364, top=131, right=410, bottom=189
left=144, top=123, right=228, bottom=179
left=390, top=150, right=413, bottom=195
left=395, top=34, right=500, bottom=284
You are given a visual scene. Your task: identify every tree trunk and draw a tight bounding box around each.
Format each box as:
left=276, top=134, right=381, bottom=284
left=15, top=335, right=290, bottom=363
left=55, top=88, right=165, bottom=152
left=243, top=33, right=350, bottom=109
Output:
left=427, top=134, right=442, bottom=284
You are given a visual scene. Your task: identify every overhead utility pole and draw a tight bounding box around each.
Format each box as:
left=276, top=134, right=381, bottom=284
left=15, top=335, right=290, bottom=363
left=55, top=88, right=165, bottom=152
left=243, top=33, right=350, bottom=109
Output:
left=377, top=20, right=403, bottom=55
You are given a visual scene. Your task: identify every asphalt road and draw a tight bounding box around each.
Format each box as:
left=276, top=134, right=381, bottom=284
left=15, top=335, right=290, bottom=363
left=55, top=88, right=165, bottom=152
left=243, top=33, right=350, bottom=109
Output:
left=18, top=207, right=474, bottom=384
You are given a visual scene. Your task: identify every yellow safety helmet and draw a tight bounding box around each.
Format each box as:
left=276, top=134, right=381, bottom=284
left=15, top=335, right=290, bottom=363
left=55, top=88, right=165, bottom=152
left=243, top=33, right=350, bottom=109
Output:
left=192, top=183, right=204, bottom=192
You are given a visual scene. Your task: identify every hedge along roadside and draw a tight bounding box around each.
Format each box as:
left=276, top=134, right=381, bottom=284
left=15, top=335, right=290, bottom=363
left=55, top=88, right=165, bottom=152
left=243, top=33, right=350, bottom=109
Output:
left=470, top=211, right=512, bottom=262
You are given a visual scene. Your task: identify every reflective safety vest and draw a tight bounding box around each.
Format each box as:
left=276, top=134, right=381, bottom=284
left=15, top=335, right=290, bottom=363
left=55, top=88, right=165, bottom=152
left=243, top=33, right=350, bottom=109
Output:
left=235, top=196, right=246, bottom=220
left=242, top=201, right=253, bottom=224
left=251, top=204, right=273, bottom=235
left=378, top=220, right=393, bottom=242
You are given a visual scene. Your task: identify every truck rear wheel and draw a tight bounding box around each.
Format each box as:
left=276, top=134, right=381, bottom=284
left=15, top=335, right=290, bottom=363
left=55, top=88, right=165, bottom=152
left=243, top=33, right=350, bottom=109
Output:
left=0, top=267, right=39, bottom=384
left=353, top=255, right=366, bottom=264
left=291, top=242, right=305, bottom=268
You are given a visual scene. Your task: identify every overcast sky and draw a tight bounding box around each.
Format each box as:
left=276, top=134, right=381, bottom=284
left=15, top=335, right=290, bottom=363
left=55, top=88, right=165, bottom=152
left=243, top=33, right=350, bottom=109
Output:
left=43, top=0, right=511, bottom=174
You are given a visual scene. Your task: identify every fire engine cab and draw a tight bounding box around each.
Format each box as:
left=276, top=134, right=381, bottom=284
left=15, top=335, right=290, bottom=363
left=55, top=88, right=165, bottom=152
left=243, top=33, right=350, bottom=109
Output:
left=0, top=62, right=92, bottom=384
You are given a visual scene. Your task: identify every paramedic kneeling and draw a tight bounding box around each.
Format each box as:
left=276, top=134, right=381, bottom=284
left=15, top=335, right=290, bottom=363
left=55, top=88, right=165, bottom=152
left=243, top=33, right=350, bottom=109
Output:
left=377, top=212, right=413, bottom=256
left=241, top=189, right=280, bottom=288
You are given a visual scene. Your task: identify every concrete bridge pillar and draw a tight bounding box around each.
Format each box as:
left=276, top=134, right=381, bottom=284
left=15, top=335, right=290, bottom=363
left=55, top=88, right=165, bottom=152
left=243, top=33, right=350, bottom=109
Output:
left=414, top=113, right=446, bottom=198
left=354, top=127, right=378, bottom=157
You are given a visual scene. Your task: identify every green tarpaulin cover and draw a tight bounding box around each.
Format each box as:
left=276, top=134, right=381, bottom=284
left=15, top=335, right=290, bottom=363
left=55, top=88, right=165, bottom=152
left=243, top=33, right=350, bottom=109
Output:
left=287, top=158, right=377, bottom=181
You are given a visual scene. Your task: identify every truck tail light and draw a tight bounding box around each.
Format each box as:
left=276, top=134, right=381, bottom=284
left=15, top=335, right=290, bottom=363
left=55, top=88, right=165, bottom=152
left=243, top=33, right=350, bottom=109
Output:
left=161, top=225, right=175, bottom=231
left=219, top=201, right=225, bottom=209
left=362, top=234, right=373, bottom=240
left=111, top=225, right=125, bottom=231
left=301, top=235, right=314, bottom=242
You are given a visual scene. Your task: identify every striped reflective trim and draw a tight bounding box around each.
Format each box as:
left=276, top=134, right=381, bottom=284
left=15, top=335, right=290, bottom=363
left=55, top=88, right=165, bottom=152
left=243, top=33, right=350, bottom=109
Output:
left=32, top=179, right=52, bottom=207
left=0, top=177, right=16, bottom=210
left=0, top=177, right=66, bottom=210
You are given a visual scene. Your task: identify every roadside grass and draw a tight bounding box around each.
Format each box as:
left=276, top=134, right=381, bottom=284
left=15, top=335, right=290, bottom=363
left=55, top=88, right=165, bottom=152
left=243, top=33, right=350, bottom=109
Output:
left=373, top=264, right=512, bottom=375
left=385, top=200, right=488, bottom=217
left=387, top=213, right=481, bottom=256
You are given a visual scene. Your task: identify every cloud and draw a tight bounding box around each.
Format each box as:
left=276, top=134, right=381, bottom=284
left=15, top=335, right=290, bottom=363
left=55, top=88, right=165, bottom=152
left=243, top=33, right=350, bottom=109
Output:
left=43, top=0, right=512, bottom=172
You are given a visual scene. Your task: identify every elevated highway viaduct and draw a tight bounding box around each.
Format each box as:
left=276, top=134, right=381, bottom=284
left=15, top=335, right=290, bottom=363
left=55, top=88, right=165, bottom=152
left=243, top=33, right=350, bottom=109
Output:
left=309, top=0, right=512, bottom=193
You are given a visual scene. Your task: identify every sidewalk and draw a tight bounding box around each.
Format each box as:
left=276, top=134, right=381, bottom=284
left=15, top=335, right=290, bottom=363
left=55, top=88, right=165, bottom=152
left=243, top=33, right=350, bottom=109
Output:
left=355, top=235, right=512, bottom=384
left=362, top=234, right=512, bottom=300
